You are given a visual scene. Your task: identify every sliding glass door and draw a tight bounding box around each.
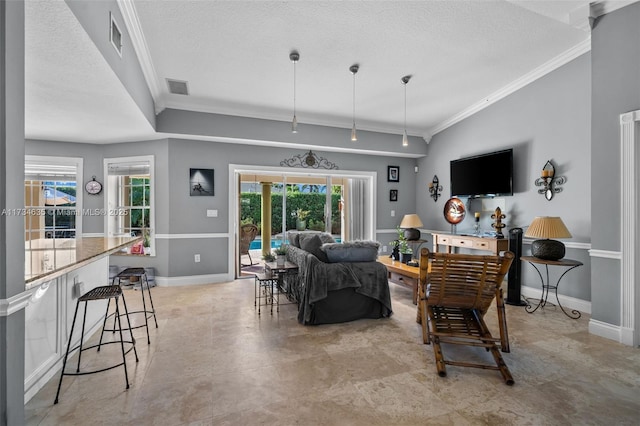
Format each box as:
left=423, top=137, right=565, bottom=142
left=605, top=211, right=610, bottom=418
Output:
left=233, top=166, right=375, bottom=278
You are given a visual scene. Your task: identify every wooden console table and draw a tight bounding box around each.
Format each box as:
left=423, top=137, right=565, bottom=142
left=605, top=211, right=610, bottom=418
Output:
left=432, top=232, right=508, bottom=256
left=378, top=256, right=419, bottom=304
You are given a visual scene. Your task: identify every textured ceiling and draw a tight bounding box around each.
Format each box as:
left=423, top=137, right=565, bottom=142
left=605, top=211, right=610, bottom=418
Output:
left=25, top=0, right=608, bottom=144
left=25, top=1, right=155, bottom=144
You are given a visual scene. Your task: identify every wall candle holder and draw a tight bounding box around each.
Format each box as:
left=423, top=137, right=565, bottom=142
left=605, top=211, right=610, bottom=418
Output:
left=428, top=175, right=443, bottom=202
left=534, top=160, right=565, bottom=201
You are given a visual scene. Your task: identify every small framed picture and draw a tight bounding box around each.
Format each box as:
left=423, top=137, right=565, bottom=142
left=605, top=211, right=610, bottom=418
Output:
left=190, top=168, right=214, bottom=196
left=390, top=189, right=398, bottom=202
left=388, top=166, right=399, bottom=182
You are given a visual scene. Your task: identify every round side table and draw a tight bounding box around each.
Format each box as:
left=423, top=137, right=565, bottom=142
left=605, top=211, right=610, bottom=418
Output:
left=521, top=256, right=583, bottom=319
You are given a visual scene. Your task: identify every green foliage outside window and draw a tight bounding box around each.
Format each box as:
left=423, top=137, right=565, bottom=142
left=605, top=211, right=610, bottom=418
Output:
left=240, top=192, right=341, bottom=235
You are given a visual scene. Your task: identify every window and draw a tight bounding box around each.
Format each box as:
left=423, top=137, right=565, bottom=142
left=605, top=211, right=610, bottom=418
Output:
left=24, top=156, right=82, bottom=243
left=105, top=156, right=154, bottom=255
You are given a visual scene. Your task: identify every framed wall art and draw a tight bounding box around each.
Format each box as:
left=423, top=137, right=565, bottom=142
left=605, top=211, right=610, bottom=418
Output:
left=388, top=166, right=399, bottom=182
left=190, top=168, right=214, bottom=196
left=390, top=189, right=398, bottom=202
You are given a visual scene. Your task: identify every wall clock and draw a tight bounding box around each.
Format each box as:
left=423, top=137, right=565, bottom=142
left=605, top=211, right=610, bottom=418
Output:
left=85, top=176, right=103, bottom=195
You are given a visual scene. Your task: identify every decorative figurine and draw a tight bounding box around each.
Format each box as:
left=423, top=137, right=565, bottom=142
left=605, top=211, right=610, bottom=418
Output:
left=491, top=207, right=506, bottom=239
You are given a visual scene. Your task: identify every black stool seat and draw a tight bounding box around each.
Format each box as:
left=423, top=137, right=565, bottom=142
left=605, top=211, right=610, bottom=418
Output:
left=117, top=267, right=146, bottom=277
left=79, top=285, right=122, bottom=301
left=111, top=267, right=158, bottom=344
left=54, top=285, right=138, bottom=404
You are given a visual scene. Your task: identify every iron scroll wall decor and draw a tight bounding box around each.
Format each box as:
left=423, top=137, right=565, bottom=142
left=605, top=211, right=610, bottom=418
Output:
left=534, top=160, right=565, bottom=201
left=280, top=150, right=339, bottom=170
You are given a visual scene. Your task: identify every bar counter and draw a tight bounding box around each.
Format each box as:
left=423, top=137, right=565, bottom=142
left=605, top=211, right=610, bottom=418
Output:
left=23, top=235, right=141, bottom=402
left=25, top=236, right=141, bottom=289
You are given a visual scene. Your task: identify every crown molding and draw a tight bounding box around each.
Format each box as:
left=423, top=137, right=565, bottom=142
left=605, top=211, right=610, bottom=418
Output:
left=117, top=0, right=164, bottom=113
left=591, top=0, right=639, bottom=18
left=430, top=38, right=591, bottom=136
left=158, top=132, right=425, bottom=159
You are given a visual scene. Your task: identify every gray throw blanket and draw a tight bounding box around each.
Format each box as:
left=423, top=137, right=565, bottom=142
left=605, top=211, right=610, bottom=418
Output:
left=286, top=245, right=393, bottom=324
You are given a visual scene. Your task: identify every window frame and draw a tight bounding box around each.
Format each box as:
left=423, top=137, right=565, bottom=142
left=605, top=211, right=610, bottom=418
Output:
left=24, top=155, right=83, bottom=242
left=104, top=155, right=155, bottom=256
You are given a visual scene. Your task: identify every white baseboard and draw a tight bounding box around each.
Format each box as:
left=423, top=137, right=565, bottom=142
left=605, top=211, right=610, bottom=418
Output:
left=588, top=319, right=622, bottom=342
left=520, top=285, right=591, bottom=314
left=155, top=273, right=232, bottom=287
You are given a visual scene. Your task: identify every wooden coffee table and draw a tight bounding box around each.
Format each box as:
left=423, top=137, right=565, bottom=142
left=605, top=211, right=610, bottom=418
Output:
left=378, top=256, right=420, bottom=304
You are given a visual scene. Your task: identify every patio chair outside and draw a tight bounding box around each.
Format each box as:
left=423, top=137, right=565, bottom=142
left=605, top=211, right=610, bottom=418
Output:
left=240, top=223, right=259, bottom=267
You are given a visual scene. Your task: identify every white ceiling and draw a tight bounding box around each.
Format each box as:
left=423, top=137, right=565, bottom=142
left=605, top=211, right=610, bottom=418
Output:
left=23, top=1, right=631, bottom=145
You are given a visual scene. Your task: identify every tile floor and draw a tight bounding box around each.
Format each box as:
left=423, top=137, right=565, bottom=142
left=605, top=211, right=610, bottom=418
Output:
left=25, top=278, right=640, bottom=425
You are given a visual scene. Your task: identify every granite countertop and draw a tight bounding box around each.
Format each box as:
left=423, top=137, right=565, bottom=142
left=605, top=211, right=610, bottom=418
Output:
left=25, top=236, right=142, bottom=289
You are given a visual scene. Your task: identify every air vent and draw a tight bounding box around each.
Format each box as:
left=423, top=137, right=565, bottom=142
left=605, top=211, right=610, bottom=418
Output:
left=110, top=12, right=122, bottom=57
left=166, top=79, right=189, bottom=95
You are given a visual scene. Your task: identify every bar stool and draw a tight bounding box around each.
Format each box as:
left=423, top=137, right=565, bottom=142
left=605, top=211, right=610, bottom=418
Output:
left=110, top=267, right=158, bottom=344
left=54, top=285, right=138, bottom=404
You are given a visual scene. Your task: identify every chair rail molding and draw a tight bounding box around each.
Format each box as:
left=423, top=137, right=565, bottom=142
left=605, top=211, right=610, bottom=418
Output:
left=619, top=109, right=640, bottom=346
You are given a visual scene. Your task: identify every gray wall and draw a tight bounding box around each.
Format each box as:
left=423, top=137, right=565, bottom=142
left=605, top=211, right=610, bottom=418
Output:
left=418, top=53, right=592, bottom=301
left=157, top=108, right=427, bottom=158
left=25, top=137, right=419, bottom=278
left=1, top=1, right=26, bottom=424
left=590, top=2, right=640, bottom=325
left=66, top=0, right=156, bottom=127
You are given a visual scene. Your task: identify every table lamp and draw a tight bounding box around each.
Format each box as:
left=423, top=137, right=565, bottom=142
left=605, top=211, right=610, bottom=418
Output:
left=524, top=216, right=571, bottom=260
left=400, top=214, right=423, bottom=241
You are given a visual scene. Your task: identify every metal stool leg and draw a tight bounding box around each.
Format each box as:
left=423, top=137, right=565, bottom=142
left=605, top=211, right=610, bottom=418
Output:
left=142, top=273, right=158, bottom=328
left=76, top=301, right=88, bottom=372
left=54, top=298, right=81, bottom=404
left=97, top=297, right=112, bottom=351
left=138, top=278, right=151, bottom=344
left=119, top=292, right=139, bottom=363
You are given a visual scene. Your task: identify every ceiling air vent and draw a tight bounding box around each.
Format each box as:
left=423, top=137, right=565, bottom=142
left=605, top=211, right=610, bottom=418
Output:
left=166, top=79, right=189, bottom=96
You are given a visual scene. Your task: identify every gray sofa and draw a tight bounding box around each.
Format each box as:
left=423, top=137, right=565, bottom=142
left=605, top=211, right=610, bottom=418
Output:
left=284, top=232, right=393, bottom=325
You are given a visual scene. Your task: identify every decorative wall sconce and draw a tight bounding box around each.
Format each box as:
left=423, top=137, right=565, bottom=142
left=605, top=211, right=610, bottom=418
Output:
left=534, top=160, right=566, bottom=201
left=428, top=175, right=443, bottom=202
left=491, top=207, right=506, bottom=239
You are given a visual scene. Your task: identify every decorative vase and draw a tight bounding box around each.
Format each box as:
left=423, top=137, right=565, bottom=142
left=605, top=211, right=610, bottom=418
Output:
left=276, top=254, right=286, bottom=266
left=400, top=252, right=412, bottom=264
left=296, top=220, right=306, bottom=231
left=391, top=245, right=400, bottom=261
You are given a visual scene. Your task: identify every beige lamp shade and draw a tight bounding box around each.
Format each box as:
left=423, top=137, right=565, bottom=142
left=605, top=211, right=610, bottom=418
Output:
left=524, top=216, right=571, bottom=239
left=400, top=214, right=423, bottom=229
left=525, top=216, right=571, bottom=260
left=400, top=214, right=423, bottom=241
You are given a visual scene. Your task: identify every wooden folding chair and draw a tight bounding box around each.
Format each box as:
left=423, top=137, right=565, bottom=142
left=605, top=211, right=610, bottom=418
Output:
left=418, top=248, right=515, bottom=384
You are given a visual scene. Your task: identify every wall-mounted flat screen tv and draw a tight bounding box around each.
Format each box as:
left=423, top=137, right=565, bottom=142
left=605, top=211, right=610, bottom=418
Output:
left=450, top=149, right=513, bottom=198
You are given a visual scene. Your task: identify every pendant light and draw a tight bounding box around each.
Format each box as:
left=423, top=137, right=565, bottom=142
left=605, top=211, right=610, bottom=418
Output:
left=290, top=50, right=300, bottom=133
left=401, top=75, right=411, bottom=147
left=349, top=64, right=359, bottom=142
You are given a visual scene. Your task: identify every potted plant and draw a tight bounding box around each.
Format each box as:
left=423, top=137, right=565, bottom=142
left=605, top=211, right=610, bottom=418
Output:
left=143, top=231, right=151, bottom=255
left=294, top=209, right=310, bottom=231
left=399, top=244, right=413, bottom=264
left=390, top=226, right=412, bottom=263
left=262, top=252, right=276, bottom=263
left=274, top=244, right=288, bottom=266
